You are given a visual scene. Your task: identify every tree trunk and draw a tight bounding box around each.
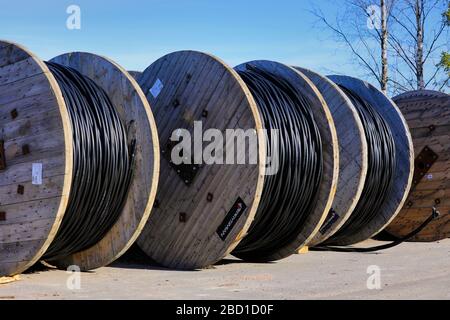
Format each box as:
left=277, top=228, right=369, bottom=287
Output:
left=380, top=0, right=388, bottom=93
left=415, top=0, right=425, bottom=89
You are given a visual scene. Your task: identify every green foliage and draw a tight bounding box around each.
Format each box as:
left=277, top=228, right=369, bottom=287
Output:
left=439, top=52, right=450, bottom=74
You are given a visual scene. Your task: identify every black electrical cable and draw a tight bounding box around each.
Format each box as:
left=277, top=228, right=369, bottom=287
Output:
left=323, top=86, right=396, bottom=245
left=232, top=65, right=323, bottom=260
left=312, top=207, right=440, bottom=252
left=43, top=62, right=135, bottom=261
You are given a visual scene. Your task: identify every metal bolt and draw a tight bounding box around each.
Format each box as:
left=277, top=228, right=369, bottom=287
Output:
left=17, top=185, right=24, bottom=195
left=11, top=109, right=18, bottom=119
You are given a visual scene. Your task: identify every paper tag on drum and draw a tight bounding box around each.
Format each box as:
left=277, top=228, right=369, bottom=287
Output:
left=32, top=163, right=43, bottom=185
left=149, top=78, right=164, bottom=98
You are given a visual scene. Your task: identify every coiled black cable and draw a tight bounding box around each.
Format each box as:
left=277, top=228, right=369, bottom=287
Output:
left=232, top=65, right=323, bottom=260
left=43, top=62, right=135, bottom=261
left=313, top=207, right=439, bottom=252
left=323, top=86, right=396, bottom=245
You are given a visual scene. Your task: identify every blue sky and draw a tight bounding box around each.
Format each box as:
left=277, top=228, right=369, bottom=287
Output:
left=0, top=1, right=352, bottom=74
left=0, top=0, right=446, bottom=92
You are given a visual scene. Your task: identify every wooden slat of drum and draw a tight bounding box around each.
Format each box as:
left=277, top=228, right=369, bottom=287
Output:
left=0, top=43, right=29, bottom=68
left=294, top=67, right=367, bottom=246
left=1, top=110, right=61, bottom=142
left=0, top=74, right=53, bottom=105
left=47, top=52, right=159, bottom=270
left=1, top=239, right=51, bottom=264
left=233, top=61, right=339, bottom=261
left=0, top=40, right=72, bottom=277
left=0, top=197, right=62, bottom=224
left=1, top=218, right=56, bottom=244
left=3, top=129, right=65, bottom=168
left=327, top=75, right=414, bottom=245
left=0, top=89, right=56, bottom=124
left=0, top=175, right=66, bottom=206
left=137, top=51, right=264, bottom=269
left=385, top=90, right=450, bottom=241
left=0, top=57, right=43, bottom=86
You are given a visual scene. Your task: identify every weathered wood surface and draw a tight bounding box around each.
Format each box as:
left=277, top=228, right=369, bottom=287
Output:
left=137, top=51, right=265, bottom=269
left=385, top=90, right=450, bottom=241
left=0, top=41, right=72, bottom=277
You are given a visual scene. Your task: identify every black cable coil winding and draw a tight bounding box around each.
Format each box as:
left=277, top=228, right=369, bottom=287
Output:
left=43, top=62, right=136, bottom=260
left=323, top=86, right=396, bottom=245
left=232, top=65, right=323, bottom=260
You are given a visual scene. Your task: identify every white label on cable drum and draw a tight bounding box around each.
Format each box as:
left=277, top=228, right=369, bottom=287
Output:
left=149, top=78, right=164, bottom=98
left=32, top=163, right=43, bottom=185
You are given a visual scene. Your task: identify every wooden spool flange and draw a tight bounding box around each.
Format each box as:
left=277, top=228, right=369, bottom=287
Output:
left=293, top=67, right=367, bottom=246
left=384, top=90, right=450, bottom=242
left=137, top=51, right=266, bottom=269
left=232, top=61, right=339, bottom=261
left=0, top=41, right=72, bottom=277
left=325, top=75, right=414, bottom=246
left=0, top=41, right=159, bottom=276
left=47, top=52, right=160, bottom=270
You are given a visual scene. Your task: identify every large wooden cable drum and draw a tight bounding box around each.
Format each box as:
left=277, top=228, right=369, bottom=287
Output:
left=137, top=51, right=266, bottom=269
left=46, top=52, right=160, bottom=270
left=0, top=41, right=72, bottom=277
left=384, top=90, right=450, bottom=241
left=0, top=41, right=159, bottom=276
left=292, top=67, right=367, bottom=246
left=323, top=75, right=414, bottom=246
left=232, top=61, right=339, bottom=261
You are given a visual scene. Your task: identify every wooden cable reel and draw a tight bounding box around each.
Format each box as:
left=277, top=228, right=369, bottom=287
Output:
left=322, top=75, right=414, bottom=245
left=137, top=51, right=266, bottom=269
left=0, top=41, right=159, bottom=276
left=384, top=90, right=450, bottom=242
left=292, top=67, right=367, bottom=246
left=232, top=61, right=339, bottom=260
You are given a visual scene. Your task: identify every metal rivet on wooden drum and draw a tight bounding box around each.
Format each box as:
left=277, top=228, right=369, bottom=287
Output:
left=137, top=51, right=266, bottom=269
left=325, top=75, right=414, bottom=245
left=232, top=61, right=339, bottom=261
left=293, top=67, right=367, bottom=246
left=385, top=90, right=450, bottom=242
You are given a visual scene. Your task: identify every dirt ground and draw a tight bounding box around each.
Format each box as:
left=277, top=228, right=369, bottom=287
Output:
left=1, top=239, right=449, bottom=300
